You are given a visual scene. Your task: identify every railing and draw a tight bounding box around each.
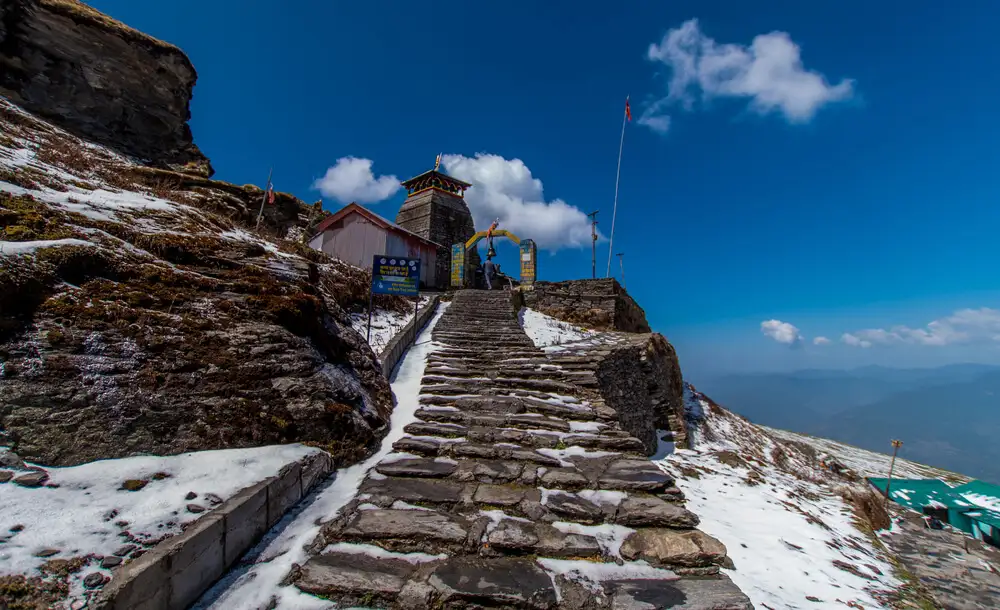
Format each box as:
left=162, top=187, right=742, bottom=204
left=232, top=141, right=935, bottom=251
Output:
left=379, top=295, right=441, bottom=378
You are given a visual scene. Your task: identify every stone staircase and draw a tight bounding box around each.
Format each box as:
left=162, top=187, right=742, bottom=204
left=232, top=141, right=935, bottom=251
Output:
left=292, top=290, right=753, bottom=609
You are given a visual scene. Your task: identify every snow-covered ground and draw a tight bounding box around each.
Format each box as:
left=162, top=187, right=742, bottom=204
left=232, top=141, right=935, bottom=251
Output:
left=518, top=307, right=598, bottom=348
left=350, top=296, right=433, bottom=356
left=0, top=444, right=321, bottom=606
left=765, top=426, right=970, bottom=483
left=193, top=302, right=448, bottom=610
left=660, top=387, right=902, bottom=609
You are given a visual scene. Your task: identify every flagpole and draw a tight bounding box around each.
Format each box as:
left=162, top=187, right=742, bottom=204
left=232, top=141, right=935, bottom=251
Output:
left=255, top=167, right=273, bottom=231
left=606, top=98, right=628, bottom=278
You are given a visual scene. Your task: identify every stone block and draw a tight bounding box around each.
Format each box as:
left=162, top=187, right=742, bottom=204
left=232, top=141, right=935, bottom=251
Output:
left=95, top=549, right=170, bottom=610
left=619, top=529, right=728, bottom=569
left=428, top=557, right=557, bottom=608
left=266, top=461, right=302, bottom=528
left=300, top=451, right=333, bottom=494
left=219, top=481, right=269, bottom=568
left=167, top=514, right=225, bottom=608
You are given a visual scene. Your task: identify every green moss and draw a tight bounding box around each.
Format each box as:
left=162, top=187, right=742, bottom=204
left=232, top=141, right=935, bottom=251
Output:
left=0, top=193, right=77, bottom=241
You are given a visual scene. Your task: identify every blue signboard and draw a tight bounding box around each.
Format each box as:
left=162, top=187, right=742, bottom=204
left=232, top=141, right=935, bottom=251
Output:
left=372, top=255, right=420, bottom=297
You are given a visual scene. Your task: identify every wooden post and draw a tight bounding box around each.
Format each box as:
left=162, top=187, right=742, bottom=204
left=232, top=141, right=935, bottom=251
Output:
left=255, top=167, right=273, bottom=231
left=884, top=439, right=903, bottom=507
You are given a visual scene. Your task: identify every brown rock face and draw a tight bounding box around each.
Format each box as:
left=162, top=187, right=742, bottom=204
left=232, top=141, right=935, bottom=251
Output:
left=0, top=101, right=403, bottom=468
left=593, top=333, right=687, bottom=452
left=0, top=0, right=213, bottom=176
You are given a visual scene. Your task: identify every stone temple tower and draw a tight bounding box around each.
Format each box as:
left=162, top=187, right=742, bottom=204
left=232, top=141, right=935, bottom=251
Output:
left=396, top=161, right=478, bottom=289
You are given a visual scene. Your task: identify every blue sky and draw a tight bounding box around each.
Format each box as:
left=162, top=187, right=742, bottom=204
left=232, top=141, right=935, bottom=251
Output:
left=89, top=0, right=1000, bottom=379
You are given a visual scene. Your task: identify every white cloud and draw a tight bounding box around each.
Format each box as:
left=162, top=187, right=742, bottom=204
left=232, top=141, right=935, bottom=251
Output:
left=813, top=336, right=831, bottom=346
left=313, top=157, right=400, bottom=204
left=643, top=19, right=854, bottom=130
left=841, top=333, right=872, bottom=348
left=638, top=99, right=672, bottom=134
left=841, top=308, right=1000, bottom=348
left=440, top=153, right=599, bottom=251
left=761, top=319, right=803, bottom=347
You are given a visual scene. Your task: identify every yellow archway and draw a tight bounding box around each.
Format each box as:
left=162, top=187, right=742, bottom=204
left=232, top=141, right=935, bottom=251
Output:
left=451, top=230, right=536, bottom=288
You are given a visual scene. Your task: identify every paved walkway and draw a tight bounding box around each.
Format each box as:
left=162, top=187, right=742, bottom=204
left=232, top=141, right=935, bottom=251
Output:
left=290, top=290, right=752, bottom=609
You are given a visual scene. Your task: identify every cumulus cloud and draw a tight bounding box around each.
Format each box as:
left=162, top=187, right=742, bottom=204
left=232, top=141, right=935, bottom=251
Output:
left=841, top=333, right=873, bottom=348
left=313, top=157, right=400, bottom=204
left=440, top=153, right=599, bottom=251
left=761, top=319, right=803, bottom=347
left=813, top=336, right=831, bottom=346
left=841, top=308, right=1000, bottom=348
left=643, top=19, right=854, bottom=130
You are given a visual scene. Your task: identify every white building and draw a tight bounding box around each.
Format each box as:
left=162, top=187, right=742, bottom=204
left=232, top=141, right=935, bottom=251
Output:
left=308, top=202, right=441, bottom=288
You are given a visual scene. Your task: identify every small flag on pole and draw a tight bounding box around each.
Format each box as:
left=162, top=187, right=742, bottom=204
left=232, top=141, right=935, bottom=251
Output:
left=625, top=96, right=632, bottom=122
left=267, top=184, right=275, bottom=205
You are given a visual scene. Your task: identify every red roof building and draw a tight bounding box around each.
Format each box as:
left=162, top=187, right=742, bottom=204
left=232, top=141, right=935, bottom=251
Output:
left=308, top=203, right=442, bottom=288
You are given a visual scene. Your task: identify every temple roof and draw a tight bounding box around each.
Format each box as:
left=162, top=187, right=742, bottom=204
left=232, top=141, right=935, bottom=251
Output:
left=401, top=169, right=472, bottom=195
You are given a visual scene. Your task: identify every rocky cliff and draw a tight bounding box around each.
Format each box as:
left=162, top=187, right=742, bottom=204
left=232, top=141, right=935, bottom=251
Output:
left=0, top=0, right=213, bottom=176
left=0, top=96, right=400, bottom=467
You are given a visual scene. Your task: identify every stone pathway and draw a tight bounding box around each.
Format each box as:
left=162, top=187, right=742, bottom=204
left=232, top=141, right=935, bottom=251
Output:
left=291, top=290, right=752, bottom=609
left=883, top=511, right=1000, bottom=610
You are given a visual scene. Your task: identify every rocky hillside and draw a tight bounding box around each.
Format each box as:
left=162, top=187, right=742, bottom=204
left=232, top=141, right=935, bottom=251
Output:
left=670, top=383, right=999, bottom=609
left=0, top=95, right=411, bottom=468
left=0, top=0, right=213, bottom=176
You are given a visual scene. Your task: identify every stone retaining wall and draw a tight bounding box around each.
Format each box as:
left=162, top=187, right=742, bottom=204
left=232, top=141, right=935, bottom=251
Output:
left=380, top=295, right=441, bottom=377
left=521, top=279, right=651, bottom=333
left=95, top=451, right=333, bottom=610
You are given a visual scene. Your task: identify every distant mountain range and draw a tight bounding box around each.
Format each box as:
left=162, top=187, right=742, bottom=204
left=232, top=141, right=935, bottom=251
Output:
left=699, top=364, right=1000, bottom=484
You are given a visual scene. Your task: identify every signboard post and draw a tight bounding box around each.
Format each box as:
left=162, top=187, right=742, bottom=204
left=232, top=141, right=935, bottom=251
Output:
left=450, top=243, right=466, bottom=288
left=519, top=239, right=537, bottom=285
left=368, top=255, right=421, bottom=343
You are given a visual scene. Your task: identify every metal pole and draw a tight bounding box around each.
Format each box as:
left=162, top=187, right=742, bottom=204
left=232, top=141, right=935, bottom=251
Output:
left=884, top=439, right=903, bottom=507
left=617, top=252, right=626, bottom=290
left=255, top=167, right=273, bottom=231
left=587, top=211, right=599, bottom=279
left=606, top=98, right=628, bottom=277
left=366, top=281, right=374, bottom=344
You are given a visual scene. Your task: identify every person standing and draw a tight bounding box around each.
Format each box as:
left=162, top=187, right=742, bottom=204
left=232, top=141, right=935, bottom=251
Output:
left=484, top=256, right=496, bottom=290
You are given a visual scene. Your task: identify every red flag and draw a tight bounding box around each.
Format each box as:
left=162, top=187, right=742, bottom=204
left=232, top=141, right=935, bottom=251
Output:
left=625, top=96, right=632, bottom=122
left=267, top=185, right=275, bottom=204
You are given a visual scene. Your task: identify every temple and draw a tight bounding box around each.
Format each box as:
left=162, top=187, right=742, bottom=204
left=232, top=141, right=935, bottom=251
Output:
left=396, top=161, right=479, bottom=289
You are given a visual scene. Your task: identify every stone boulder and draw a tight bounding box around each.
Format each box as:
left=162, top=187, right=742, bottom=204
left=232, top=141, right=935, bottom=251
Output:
left=0, top=0, right=212, bottom=176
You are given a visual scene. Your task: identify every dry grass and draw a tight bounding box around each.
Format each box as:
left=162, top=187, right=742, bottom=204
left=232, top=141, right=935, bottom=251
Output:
left=39, top=0, right=185, bottom=54
left=34, top=137, right=96, bottom=175
left=842, top=486, right=892, bottom=533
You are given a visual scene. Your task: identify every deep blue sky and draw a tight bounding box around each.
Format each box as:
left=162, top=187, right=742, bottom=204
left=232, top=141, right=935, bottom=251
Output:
left=89, top=0, right=1000, bottom=379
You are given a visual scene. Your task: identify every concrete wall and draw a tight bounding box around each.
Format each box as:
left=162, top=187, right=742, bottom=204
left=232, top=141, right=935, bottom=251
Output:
left=521, top=279, right=651, bottom=333
left=94, top=451, right=333, bottom=610
left=380, top=296, right=440, bottom=378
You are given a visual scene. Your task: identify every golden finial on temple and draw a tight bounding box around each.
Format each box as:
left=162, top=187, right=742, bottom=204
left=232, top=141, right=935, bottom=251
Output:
left=434, top=153, right=441, bottom=171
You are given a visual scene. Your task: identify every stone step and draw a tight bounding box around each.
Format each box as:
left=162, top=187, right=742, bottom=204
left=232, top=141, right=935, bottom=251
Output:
left=295, top=549, right=751, bottom=609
